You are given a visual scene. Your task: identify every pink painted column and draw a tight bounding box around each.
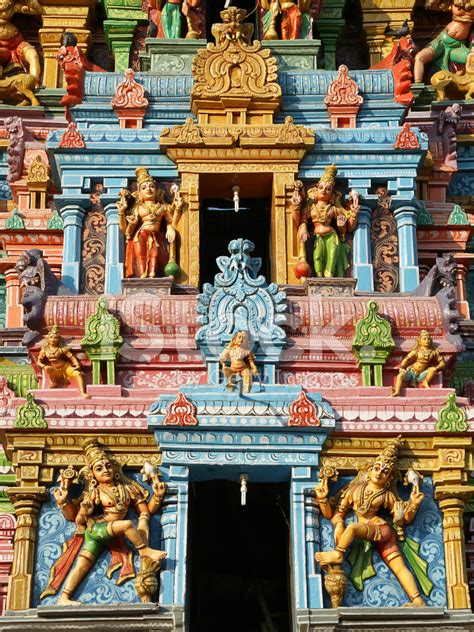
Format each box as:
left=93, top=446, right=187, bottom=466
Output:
left=0, top=513, right=16, bottom=615
left=4, top=269, right=22, bottom=328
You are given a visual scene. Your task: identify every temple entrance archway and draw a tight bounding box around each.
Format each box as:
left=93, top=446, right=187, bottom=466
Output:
left=188, top=480, right=291, bottom=632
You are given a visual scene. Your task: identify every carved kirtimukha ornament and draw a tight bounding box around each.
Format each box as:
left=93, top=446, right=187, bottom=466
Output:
left=59, top=122, right=86, bottom=149
left=391, top=330, right=445, bottom=396
left=436, top=392, right=468, bottom=432
left=112, top=69, right=149, bottom=129
left=40, top=440, right=167, bottom=605
left=325, top=65, right=363, bottom=128
left=287, top=390, right=320, bottom=426
left=14, top=392, right=46, bottom=429
left=315, top=437, right=432, bottom=607
left=394, top=123, right=420, bottom=150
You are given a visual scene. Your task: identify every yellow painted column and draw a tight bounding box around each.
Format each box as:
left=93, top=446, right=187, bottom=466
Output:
left=39, top=1, right=95, bottom=89
left=272, top=172, right=295, bottom=285
left=6, top=488, right=47, bottom=610
left=179, top=171, right=200, bottom=287
left=360, top=0, right=416, bottom=65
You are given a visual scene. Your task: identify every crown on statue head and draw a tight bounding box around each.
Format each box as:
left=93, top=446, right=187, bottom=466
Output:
left=135, top=167, right=154, bottom=187
left=318, top=164, right=337, bottom=187
left=82, top=439, right=110, bottom=468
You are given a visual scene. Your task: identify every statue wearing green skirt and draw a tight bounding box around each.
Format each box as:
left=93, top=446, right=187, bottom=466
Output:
left=291, top=164, right=360, bottom=278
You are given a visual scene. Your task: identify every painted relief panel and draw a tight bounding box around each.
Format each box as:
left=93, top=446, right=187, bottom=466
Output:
left=319, top=478, right=446, bottom=607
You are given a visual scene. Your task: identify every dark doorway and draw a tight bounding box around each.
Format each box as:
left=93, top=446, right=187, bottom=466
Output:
left=200, top=197, right=271, bottom=287
left=188, top=480, right=291, bottom=632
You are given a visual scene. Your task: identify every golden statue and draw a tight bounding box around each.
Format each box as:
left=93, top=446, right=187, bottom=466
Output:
left=0, top=0, right=42, bottom=106
left=291, top=164, right=360, bottom=278
left=118, top=168, right=184, bottom=279
left=220, top=331, right=258, bottom=393
left=41, top=441, right=167, bottom=605
left=391, top=330, right=446, bottom=397
left=38, top=325, right=88, bottom=399
left=315, top=438, right=427, bottom=607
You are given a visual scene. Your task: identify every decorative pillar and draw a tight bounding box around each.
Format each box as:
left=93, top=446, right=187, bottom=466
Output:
left=159, top=466, right=189, bottom=609
left=104, top=203, right=123, bottom=295
left=273, top=172, right=295, bottom=284
left=438, top=496, right=471, bottom=609
left=352, top=205, right=374, bottom=291
left=291, top=466, right=323, bottom=611
left=4, top=269, right=22, bottom=329
left=60, top=205, right=86, bottom=293
left=6, top=488, right=47, bottom=611
left=180, top=172, right=200, bottom=288
left=317, top=0, right=346, bottom=70
left=104, top=21, right=139, bottom=72
left=393, top=205, right=419, bottom=292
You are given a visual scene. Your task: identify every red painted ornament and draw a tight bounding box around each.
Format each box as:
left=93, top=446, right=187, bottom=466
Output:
left=287, top=391, right=320, bottom=426
left=294, top=260, right=311, bottom=279
left=394, top=122, right=419, bottom=150
left=164, top=392, right=198, bottom=426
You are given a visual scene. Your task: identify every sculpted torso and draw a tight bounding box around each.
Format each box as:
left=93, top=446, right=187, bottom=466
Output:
left=446, top=5, right=474, bottom=39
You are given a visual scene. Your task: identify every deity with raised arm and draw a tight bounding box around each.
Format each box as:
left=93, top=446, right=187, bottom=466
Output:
left=41, top=440, right=167, bottom=605
left=117, top=168, right=183, bottom=279
left=0, top=0, right=42, bottom=83
left=291, top=164, right=360, bottom=278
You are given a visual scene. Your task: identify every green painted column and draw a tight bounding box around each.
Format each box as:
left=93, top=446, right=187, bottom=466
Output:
left=103, top=0, right=147, bottom=72
left=316, top=0, right=346, bottom=70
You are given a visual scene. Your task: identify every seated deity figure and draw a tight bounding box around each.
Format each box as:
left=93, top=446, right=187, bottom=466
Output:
left=315, top=437, right=427, bottom=607
left=41, top=440, right=167, bottom=605
left=0, top=0, right=42, bottom=83
left=391, top=330, right=446, bottom=396
left=220, top=331, right=258, bottom=393
left=414, top=0, right=474, bottom=82
left=291, top=165, right=360, bottom=278
left=260, top=0, right=313, bottom=40
left=38, top=325, right=88, bottom=398
left=118, top=168, right=183, bottom=279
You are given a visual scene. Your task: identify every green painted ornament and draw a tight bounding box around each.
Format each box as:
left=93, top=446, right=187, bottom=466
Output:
left=164, top=259, right=180, bottom=279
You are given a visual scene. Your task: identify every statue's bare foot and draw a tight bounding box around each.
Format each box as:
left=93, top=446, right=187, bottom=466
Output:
left=81, top=392, right=90, bottom=399
left=403, top=596, right=425, bottom=607
left=58, top=595, right=82, bottom=606
left=315, top=549, right=344, bottom=565
left=139, top=546, right=167, bottom=563
left=390, top=390, right=399, bottom=397
left=421, top=381, right=430, bottom=389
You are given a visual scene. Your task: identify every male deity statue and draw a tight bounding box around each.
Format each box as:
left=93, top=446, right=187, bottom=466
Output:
left=41, top=440, right=167, bottom=605
left=414, top=0, right=474, bottom=83
left=118, top=168, right=184, bottom=279
left=220, top=331, right=258, bottom=393
left=315, top=437, right=428, bottom=607
left=391, top=330, right=446, bottom=396
left=38, top=325, right=88, bottom=398
left=0, top=0, right=42, bottom=83
left=260, top=0, right=316, bottom=40
left=291, top=164, right=360, bottom=278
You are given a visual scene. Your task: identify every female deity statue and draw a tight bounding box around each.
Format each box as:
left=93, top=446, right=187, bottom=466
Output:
left=38, top=325, right=88, bottom=398
left=118, top=168, right=184, bottom=279
left=414, top=0, right=474, bottom=82
left=0, top=0, right=42, bottom=83
left=143, top=0, right=203, bottom=39
left=220, top=331, right=258, bottom=393
left=41, top=440, right=167, bottom=605
left=391, top=330, right=446, bottom=396
left=260, top=0, right=314, bottom=40
left=291, top=164, right=360, bottom=278
left=315, top=437, right=429, bottom=607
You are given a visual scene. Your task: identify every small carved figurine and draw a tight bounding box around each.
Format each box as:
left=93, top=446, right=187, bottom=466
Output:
left=40, top=440, right=167, bottom=605
left=438, top=103, right=462, bottom=171
left=315, top=437, right=427, bottom=607
left=117, top=168, right=183, bottom=279
left=220, top=331, right=258, bottom=393
left=391, top=330, right=446, bottom=396
left=291, top=164, right=360, bottom=278
left=144, top=0, right=204, bottom=39
left=414, top=0, right=474, bottom=82
left=38, top=325, right=88, bottom=398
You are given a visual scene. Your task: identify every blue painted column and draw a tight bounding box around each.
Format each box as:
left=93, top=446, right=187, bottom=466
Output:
left=291, top=466, right=323, bottom=612
left=104, top=202, right=123, bottom=294
left=159, top=465, right=189, bottom=615
left=352, top=205, right=374, bottom=292
left=60, top=205, right=85, bottom=293
left=393, top=205, right=419, bottom=292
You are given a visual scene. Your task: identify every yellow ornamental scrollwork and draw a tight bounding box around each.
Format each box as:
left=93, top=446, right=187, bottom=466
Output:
left=191, top=7, right=281, bottom=104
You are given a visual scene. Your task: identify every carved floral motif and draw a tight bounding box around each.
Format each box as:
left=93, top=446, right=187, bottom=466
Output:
left=112, top=69, right=149, bottom=110
left=287, top=391, right=320, bottom=427
left=394, top=123, right=419, bottom=150
left=58, top=122, right=85, bottom=149
left=164, top=392, right=198, bottom=426
left=324, top=65, right=363, bottom=107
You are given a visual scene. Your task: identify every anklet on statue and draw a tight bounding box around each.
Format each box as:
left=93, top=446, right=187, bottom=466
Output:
left=335, top=546, right=347, bottom=554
